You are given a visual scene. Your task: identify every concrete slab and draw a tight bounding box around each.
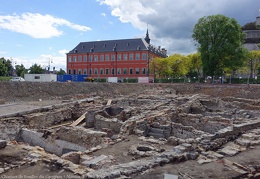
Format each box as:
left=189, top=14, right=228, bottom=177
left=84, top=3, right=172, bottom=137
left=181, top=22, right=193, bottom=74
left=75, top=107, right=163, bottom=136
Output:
left=82, top=154, right=108, bottom=167
left=164, top=174, right=178, bottom=179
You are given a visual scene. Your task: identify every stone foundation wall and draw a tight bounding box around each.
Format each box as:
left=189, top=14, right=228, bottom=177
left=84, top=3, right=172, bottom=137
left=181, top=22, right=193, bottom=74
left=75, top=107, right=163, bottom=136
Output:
left=23, top=108, right=73, bottom=128
left=94, top=115, right=124, bottom=133
left=18, top=128, right=87, bottom=156
left=0, top=119, right=22, bottom=141
left=173, top=113, right=230, bottom=134
left=171, top=123, right=206, bottom=139
left=54, top=126, right=107, bottom=149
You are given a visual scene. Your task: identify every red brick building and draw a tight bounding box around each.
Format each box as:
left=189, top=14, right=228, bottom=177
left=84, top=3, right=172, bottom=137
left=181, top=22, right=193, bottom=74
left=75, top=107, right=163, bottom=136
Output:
left=66, top=31, right=167, bottom=79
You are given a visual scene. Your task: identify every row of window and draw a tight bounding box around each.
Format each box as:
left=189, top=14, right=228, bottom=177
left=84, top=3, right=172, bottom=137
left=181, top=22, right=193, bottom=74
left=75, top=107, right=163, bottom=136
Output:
left=68, top=53, right=147, bottom=63
left=68, top=67, right=146, bottom=75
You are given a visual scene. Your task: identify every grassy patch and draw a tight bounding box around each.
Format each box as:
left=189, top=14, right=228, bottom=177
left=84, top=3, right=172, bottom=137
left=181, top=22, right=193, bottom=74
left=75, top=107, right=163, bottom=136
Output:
left=0, top=76, right=11, bottom=81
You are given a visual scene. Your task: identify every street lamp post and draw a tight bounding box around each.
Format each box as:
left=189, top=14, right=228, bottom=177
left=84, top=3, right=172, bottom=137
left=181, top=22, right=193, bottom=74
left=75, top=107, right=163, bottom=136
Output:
left=48, top=58, right=53, bottom=74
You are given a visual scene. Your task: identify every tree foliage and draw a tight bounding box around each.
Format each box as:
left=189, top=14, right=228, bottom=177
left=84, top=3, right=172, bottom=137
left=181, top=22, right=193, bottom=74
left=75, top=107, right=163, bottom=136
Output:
left=248, top=50, right=260, bottom=76
left=192, top=14, right=246, bottom=77
left=15, top=64, right=28, bottom=77
left=56, top=68, right=66, bottom=75
left=150, top=54, right=192, bottom=78
left=0, top=57, right=13, bottom=76
left=168, top=54, right=189, bottom=77
left=0, top=60, right=7, bottom=76
left=150, top=57, right=171, bottom=78
left=241, top=22, right=256, bottom=30
left=186, top=53, right=202, bottom=78
left=28, top=63, right=45, bottom=74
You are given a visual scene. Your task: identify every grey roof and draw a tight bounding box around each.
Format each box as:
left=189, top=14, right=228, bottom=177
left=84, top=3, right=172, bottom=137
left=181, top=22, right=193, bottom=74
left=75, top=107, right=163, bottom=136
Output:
left=243, top=43, right=260, bottom=51
left=68, top=38, right=167, bottom=57
left=244, top=30, right=260, bottom=39
left=69, top=38, right=149, bottom=53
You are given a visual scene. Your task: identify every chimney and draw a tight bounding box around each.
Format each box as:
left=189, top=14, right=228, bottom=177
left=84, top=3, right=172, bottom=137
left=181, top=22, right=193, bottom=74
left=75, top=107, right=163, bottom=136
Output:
left=161, top=48, right=167, bottom=55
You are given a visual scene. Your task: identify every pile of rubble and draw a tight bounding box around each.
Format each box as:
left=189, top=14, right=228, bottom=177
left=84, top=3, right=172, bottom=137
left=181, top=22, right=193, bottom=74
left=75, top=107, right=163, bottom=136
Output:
left=0, top=86, right=260, bottom=178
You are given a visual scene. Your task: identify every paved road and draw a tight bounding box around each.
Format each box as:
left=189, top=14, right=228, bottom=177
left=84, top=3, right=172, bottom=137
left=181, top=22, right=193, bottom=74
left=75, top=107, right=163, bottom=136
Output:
left=0, top=103, right=40, bottom=117
left=0, top=100, right=62, bottom=117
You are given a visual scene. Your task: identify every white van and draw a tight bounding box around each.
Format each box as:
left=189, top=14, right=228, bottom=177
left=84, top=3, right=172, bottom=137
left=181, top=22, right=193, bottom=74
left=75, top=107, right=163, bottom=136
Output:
left=10, top=77, right=25, bottom=82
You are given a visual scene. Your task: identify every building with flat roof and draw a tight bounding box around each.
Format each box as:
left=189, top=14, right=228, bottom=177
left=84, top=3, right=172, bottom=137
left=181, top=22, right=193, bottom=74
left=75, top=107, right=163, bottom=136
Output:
left=66, top=30, right=167, bottom=79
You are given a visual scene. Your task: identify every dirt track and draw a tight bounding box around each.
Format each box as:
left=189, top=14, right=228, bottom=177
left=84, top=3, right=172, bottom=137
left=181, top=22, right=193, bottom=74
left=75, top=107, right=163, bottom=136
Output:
left=1, top=82, right=260, bottom=102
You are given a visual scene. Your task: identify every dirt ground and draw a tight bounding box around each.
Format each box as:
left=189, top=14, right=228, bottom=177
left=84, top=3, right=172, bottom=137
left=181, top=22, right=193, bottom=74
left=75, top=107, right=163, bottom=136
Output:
left=2, top=138, right=259, bottom=179
left=0, top=82, right=260, bottom=179
left=133, top=145, right=260, bottom=179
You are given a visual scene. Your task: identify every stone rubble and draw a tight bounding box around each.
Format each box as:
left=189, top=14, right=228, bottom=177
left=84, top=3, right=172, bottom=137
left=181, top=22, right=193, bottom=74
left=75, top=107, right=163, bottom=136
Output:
left=0, top=85, right=260, bottom=178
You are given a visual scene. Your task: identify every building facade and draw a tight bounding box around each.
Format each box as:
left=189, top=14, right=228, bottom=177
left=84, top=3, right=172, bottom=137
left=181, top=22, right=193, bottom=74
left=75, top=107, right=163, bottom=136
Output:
left=66, top=31, right=167, bottom=79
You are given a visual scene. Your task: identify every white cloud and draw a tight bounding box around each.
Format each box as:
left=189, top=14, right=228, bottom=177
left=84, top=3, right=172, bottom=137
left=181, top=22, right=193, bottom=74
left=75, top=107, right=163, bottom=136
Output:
left=12, top=48, right=67, bottom=71
left=0, top=51, right=6, bottom=54
left=58, top=49, right=68, bottom=55
left=0, top=13, right=92, bottom=38
left=98, top=0, right=155, bottom=27
left=98, top=0, right=258, bottom=54
left=101, top=13, right=106, bottom=17
left=38, top=53, right=67, bottom=71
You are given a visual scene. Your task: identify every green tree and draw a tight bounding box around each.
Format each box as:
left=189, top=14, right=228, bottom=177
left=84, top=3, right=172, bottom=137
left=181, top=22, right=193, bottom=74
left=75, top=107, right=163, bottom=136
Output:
left=186, top=53, right=202, bottom=78
left=0, top=60, right=8, bottom=76
left=192, top=14, right=246, bottom=78
left=56, top=68, right=66, bottom=75
left=28, top=63, right=45, bottom=74
left=223, top=48, right=249, bottom=77
left=150, top=57, right=171, bottom=78
left=168, top=54, right=189, bottom=78
left=248, top=50, right=260, bottom=77
left=5, top=59, right=13, bottom=76
left=15, top=64, right=28, bottom=77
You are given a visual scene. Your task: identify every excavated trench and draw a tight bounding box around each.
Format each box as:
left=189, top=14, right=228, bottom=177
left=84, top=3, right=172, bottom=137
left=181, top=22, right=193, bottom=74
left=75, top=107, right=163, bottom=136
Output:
left=1, top=83, right=260, bottom=178
left=0, top=99, right=98, bottom=156
left=10, top=94, right=260, bottom=154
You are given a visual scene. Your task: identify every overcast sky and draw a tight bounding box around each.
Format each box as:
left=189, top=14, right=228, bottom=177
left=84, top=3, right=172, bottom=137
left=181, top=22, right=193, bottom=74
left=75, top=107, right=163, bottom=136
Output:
left=0, top=0, right=259, bottom=70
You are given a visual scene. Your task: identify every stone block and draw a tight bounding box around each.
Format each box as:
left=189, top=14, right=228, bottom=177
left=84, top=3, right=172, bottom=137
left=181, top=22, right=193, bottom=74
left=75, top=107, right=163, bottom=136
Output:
left=61, top=151, right=81, bottom=164
left=82, top=154, right=108, bottom=167
left=150, top=127, right=165, bottom=134
left=172, top=145, right=186, bottom=154
left=85, top=110, right=96, bottom=128
left=164, top=174, right=178, bottom=179
left=148, top=132, right=164, bottom=139
left=186, top=151, right=199, bottom=160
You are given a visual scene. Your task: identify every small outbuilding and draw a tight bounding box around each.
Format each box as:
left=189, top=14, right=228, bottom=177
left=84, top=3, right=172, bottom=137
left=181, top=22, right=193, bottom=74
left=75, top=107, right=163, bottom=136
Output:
left=24, top=74, right=57, bottom=82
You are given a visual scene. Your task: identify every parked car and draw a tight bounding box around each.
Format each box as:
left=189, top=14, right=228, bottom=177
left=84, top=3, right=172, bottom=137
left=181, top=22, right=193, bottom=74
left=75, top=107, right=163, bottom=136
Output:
left=10, top=77, right=25, bottom=82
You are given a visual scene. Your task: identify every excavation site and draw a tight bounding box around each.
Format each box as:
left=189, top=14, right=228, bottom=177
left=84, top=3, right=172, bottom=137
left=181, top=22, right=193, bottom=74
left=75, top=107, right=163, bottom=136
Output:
left=0, top=82, right=260, bottom=179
